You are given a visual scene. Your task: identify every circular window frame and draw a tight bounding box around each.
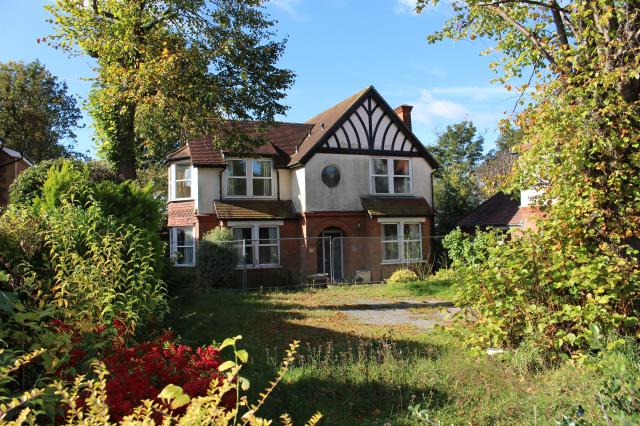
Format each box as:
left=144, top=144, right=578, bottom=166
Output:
left=321, top=164, right=341, bottom=188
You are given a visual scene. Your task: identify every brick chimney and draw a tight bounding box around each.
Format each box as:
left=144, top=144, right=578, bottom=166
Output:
left=394, top=104, right=413, bottom=131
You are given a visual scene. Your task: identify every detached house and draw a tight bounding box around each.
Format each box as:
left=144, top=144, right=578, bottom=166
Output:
left=0, top=143, right=33, bottom=207
left=166, top=86, right=438, bottom=286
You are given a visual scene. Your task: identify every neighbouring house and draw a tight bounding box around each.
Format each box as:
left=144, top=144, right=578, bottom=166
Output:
left=0, top=143, right=33, bottom=207
left=165, top=86, right=438, bottom=287
left=457, top=189, right=544, bottom=233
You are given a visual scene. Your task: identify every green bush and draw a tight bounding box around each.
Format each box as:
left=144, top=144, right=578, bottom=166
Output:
left=445, top=228, right=640, bottom=357
left=387, top=268, right=418, bottom=284
left=196, top=227, right=237, bottom=289
left=8, top=158, right=83, bottom=206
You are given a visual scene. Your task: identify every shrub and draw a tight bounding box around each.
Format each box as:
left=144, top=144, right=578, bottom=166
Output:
left=8, top=158, right=84, bottom=206
left=196, top=227, right=237, bottom=289
left=447, top=228, right=640, bottom=357
left=102, top=330, right=230, bottom=421
left=387, top=268, right=418, bottom=284
left=0, top=340, right=322, bottom=425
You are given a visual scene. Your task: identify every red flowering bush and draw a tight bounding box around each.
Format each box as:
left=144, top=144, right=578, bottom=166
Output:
left=102, top=330, right=232, bottom=421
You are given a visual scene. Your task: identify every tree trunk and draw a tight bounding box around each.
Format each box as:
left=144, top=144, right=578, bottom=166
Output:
left=114, top=102, right=138, bottom=180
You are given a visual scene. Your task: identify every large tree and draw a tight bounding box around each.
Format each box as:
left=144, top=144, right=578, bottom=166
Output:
left=0, top=60, right=82, bottom=162
left=46, top=0, right=295, bottom=179
left=430, top=120, right=484, bottom=235
left=417, top=1, right=640, bottom=352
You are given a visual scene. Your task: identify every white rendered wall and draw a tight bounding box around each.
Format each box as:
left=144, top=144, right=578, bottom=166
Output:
left=196, top=167, right=221, bottom=214
left=298, top=153, right=433, bottom=212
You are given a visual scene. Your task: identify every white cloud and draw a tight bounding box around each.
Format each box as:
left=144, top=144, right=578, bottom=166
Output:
left=393, top=0, right=418, bottom=14
left=411, top=87, right=511, bottom=127
left=269, top=0, right=305, bottom=21
left=412, top=90, right=470, bottom=124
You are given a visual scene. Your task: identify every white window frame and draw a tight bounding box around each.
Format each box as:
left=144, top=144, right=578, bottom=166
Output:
left=379, top=219, right=423, bottom=264
left=169, top=227, right=196, bottom=267
left=230, top=222, right=281, bottom=269
left=169, top=162, right=194, bottom=201
left=224, top=158, right=275, bottom=198
left=369, top=158, right=413, bottom=195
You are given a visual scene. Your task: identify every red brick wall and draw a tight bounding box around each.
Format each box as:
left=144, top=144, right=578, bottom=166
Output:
left=0, top=153, right=30, bottom=207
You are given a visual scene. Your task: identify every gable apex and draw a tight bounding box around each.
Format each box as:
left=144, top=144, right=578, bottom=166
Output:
left=289, top=86, right=438, bottom=168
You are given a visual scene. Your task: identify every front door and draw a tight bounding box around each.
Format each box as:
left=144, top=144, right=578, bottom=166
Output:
left=317, top=229, right=343, bottom=282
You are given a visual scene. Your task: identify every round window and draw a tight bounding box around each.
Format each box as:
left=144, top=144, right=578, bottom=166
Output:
left=321, top=165, right=341, bottom=188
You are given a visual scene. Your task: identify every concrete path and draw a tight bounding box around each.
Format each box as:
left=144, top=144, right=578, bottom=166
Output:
left=339, top=298, right=460, bottom=330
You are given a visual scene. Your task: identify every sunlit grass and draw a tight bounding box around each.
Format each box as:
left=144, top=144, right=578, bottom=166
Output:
left=165, top=279, right=601, bottom=425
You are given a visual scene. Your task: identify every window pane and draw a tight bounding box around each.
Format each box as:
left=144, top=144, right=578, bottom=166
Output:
left=228, top=178, right=247, bottom=196
left=382, top=224, right=398, bottom=241
left=253, top=160, right=271, bottom=178
left=404, top=223, right=421, bottom=239
left=372, top=159, right=388, bottom=175
left=393, top=177, right=410, bottom=193
left=253, top=178, right=272, bottom=196
left=382, top=242, right=399, bottom=260
left=176, top=228, right=192, bottom=245
left=228, top=160, right=246, bottom=177
left=175, top=164, right=191, bottom=181
left=404, top=241, right=422, bottom=260
left=393, top=160, right=409, bottom=176
left=374, top=176, right=389, bottom=193
left=258, top=227, right=278, bottom=240
left=176, top=180, right=191, bottom=198
left=259, top=245, right=279, bottom=265
left=181, top=246, right=195, bottom=265
left=233, top=228, right=252, bottom=241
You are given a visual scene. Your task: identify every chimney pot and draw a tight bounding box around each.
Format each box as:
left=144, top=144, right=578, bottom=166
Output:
left=394, top=104, right=413, bottom=131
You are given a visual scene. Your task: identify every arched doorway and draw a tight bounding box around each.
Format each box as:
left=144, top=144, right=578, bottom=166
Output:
left=317, top=228, right=343, bottom=282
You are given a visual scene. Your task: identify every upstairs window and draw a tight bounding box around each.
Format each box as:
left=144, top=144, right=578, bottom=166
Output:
left=172, top=163, right=192, bottom=199
left=226, top=159, right=273, bottom=197
left=371, top=158, right=411, bottom=194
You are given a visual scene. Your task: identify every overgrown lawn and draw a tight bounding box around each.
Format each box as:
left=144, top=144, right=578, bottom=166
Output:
left=165, top=281, right=601, bottom=425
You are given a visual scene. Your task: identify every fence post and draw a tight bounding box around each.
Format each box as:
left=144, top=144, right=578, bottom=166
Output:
left=329, top=236, right=334, bottom=284
left=242, top=239, right=247, bottom=290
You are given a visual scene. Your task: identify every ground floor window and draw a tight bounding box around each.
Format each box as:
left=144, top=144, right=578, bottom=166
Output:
left=232, top=225, right=280, bottom=268
left=170, top=227, right=195, bottom=266
left=381, top=221, right=422, bottom=263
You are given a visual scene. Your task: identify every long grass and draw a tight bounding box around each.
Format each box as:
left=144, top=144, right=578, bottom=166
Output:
left=165, top=280, right=603, bottom=425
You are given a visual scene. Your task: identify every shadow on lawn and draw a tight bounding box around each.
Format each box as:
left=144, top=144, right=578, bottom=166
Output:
left=164, top=289, right=452, bottom=424
left=315, top=300, right=455, bottom=311
left=266, top=376, right=451, bottom=426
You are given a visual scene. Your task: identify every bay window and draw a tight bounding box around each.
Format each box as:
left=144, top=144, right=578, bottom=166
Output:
left=171, top=163, right=192, bottom=200
left=226, top=159, right=273, bottom=197
left=371, top=158, right=412, bottom=194
left=170, top=227, right=195, bottom=266
left=381, top=221, right=422, bottom=263
left=232, top=225, right=280, bottom=268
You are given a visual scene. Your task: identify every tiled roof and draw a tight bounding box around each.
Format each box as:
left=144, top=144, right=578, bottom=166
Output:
left=165, top=86, right=438, bottom=168
left=288, top=87, right=370, bottom=166
left=214, top=199, right=297, bottom=220
left=361, top=196, right=433, bottom=217
left=457, top=192, right=521, bottom=228
left=166, top=122, right=313, bottom=168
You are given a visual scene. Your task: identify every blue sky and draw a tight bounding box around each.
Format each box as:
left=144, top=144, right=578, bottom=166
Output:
left=0, top=0, right=518, bottom=157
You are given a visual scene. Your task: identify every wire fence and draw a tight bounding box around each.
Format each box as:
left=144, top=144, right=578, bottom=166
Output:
left=216, top=236, right=445, bottom=289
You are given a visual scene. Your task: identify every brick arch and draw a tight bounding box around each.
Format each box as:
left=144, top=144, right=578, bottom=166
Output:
left=316, top=225, right=347, bottom=238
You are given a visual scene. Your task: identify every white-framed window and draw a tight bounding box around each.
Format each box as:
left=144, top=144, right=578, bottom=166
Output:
left=370, top=158, right=412, bottom=194
left=170, top=227, right=196, bottom=266
left=226, top=159, right=274, bottom=197
left=381, top=221, right=422, bottom=263
left=232, top=225, right=280, bottom=268
left=170, top=162, right=193, bottom=200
